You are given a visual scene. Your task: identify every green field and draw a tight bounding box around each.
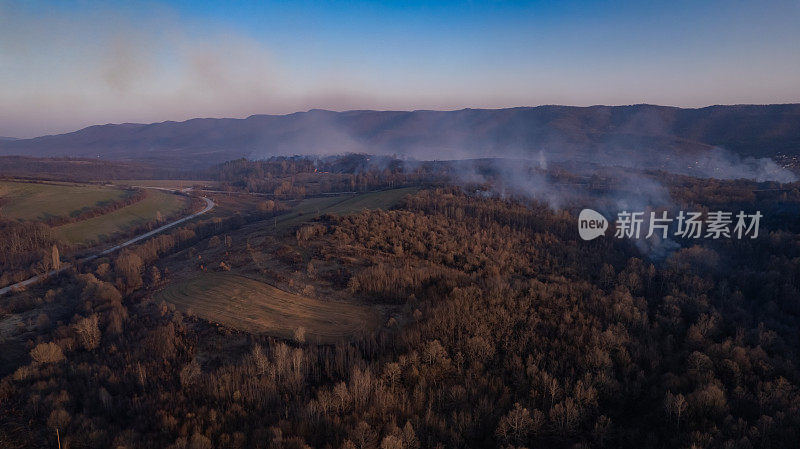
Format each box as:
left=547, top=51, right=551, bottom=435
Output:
left=56, top=189, right=190, bottom=245
left=274, top=187, right=419, bottom=232
left=156, top=273, right=378, bottom=342
left=0, top=181, right=128, bottom=221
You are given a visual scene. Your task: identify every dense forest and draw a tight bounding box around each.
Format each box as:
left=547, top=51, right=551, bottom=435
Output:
left=2, top=178, right=800, bottom=448
left=211, top=155, right=446, bottom=197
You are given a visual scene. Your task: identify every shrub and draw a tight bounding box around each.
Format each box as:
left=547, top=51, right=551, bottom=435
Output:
left=30, top=342, right=64, bottom=364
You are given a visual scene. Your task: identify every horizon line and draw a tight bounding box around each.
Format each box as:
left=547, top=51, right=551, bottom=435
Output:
left=9, top=102, right=800, bottom=141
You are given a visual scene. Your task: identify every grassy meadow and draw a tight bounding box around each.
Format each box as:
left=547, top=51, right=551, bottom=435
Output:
left=273, top=187, right=419, bottom=232
left=156, top=272, right=378, bottom=343
left=0, top=180, right=128, bottom=221
left=55, top=189, right=190, bottom=245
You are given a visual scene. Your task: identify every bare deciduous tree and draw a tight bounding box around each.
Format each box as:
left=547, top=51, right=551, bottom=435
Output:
left=251, top=344, right=269, bottom=375
left=51, top=244, right=60, bottom=270
left=73, top=314, right=101, bottom=350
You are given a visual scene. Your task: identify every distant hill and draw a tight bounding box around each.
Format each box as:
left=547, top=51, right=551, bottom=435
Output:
left=1, top=104, right=798, bottom=170
left=0, top=137, right=17, bottom=141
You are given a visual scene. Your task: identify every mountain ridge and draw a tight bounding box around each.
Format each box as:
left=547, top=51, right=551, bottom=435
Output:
left=1, top=104, right=799, bottom=169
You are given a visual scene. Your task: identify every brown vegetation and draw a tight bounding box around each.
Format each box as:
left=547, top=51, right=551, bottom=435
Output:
left=1, top=177, right=800, bottom=448
left=156, top=273, right=379, bottom=343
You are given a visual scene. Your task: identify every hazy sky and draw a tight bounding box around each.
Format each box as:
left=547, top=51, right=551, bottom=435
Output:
left=1, top=0, right=799, bottom=138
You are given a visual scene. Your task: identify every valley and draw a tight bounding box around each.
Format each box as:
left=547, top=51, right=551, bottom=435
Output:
left=2, top=154, right=800, bottom=448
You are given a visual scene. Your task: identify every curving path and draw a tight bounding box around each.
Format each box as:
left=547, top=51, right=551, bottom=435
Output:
left=0, top=194, right=214, bottom=296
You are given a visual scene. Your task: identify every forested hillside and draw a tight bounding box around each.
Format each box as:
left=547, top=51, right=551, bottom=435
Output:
left=2, top=184, right=799, bottom=448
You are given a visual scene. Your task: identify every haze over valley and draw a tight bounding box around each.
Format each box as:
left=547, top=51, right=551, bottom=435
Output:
left=3, top=1, right=800, bottom=448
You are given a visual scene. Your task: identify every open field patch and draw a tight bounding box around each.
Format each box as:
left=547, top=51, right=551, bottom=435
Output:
left=274, top=187, right=419, bottom=232
left=156, top=272, right=379, bottom=342
left=56, top=189, right=190, bottom=245
left=0, top=180, right=128, bottom=221
left=110, top=179, right=219, bottom=189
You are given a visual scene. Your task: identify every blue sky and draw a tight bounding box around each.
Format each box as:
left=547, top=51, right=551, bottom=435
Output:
left=1, top=0, right=799, bottom=137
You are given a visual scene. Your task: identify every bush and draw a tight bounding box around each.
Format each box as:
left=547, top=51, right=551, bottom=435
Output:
left=30, top=342, right=64, bottom=364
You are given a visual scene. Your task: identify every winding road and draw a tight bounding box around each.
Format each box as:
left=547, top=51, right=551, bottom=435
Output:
left=0, top=194, right=215, bottom=296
